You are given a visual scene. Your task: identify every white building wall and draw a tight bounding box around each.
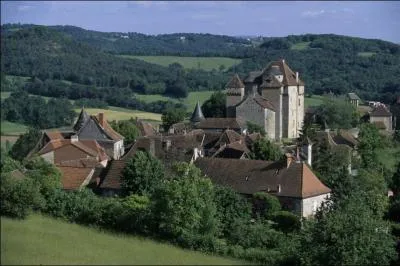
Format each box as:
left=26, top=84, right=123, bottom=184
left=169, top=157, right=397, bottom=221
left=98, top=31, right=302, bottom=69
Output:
left=301, top=193, right=331, bottom=217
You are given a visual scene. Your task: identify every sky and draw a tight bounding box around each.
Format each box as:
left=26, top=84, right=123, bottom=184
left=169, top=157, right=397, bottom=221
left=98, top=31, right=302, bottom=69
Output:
left=1, top=1, right=400, bottom=43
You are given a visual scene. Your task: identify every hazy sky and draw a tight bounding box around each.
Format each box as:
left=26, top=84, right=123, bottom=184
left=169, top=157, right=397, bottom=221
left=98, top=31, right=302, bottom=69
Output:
left=1, top=1, right=399, bottom=43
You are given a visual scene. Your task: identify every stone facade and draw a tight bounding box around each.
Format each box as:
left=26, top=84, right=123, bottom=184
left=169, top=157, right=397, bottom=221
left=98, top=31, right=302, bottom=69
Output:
left=301, top=193, right=331, bottom=217
left=226, top=60, right=305, bottom=140
left=370, top=115, right=392, bottom=131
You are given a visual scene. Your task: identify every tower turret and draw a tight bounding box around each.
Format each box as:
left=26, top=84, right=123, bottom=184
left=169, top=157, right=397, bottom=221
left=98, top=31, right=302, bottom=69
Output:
left=225, top=74, right=245, bottom=117
left=190, top=101, right=205, bottom=123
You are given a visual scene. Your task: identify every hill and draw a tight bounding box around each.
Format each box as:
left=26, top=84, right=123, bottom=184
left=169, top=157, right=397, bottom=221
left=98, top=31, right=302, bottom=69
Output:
left=1, top=24, right=399, bottom=103
left=1, top=214, right=243, bottom=265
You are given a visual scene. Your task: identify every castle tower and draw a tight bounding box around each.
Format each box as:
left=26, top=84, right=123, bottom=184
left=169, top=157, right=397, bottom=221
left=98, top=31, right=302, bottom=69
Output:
left=225, top=74, right=245, bottom=118
left=190, top=101, right=205, bottom=123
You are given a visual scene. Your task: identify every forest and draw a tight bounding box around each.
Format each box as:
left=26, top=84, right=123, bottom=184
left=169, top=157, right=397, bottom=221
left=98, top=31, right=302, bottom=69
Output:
left=1, top=24, right=399, bottom=106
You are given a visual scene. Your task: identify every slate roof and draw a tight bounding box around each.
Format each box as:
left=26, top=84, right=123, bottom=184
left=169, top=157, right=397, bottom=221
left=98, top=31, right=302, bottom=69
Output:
left=253, top=95, right=276, bottom=111
left=347, top=92, right=361, bottom=101
left=190, top=101, right=205, bottom=123
left=226, top=74, right=245, bottom=88
left=195, top=117, right=245, bottom=130
left=58, top=166, right=94, bottom=190
left=370, top=104, right=392, bottom=117
left=92, top=114, right=124, bottom=141
left=194, top=158, right=331, bottom=199
left=73, top=108, right=90, bottom=132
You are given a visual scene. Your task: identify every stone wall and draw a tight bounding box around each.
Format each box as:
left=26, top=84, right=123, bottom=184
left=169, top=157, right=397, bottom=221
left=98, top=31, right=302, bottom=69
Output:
left=236, top=96, right=266, bottom=133
left=261, top=87, right=283, bottom=140
left=226, top=87, right=244, bottom=117
left=301, top=193, right=331, bottom=217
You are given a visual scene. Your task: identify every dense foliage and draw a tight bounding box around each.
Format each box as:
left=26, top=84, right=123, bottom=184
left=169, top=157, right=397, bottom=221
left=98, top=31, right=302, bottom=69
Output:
left=201, top=91, right=226, bottom=118
left=249, top=138, right=284, bottom=161
left=161, top=107, right=186, bottom=131
left=109, top=118, right=139, bottom=145
left=9, top=127, right=41, bottom=161
left=1, top=90, right=76, bottom=129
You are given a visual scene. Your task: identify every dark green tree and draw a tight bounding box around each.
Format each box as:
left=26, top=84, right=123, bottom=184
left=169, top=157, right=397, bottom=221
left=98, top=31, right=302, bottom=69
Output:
left=109, top=118, right=139, bottom=145
left=249, top=138, right=284, bottom=161
left=358, top=123, right=383, bottom=169
left=121, top=151, right=165, bottom=196
left=9, top=127, right=41, bottom=161
left=201, top=91, right=226, bottom=118
left=161, top=107, right=186, bottom=131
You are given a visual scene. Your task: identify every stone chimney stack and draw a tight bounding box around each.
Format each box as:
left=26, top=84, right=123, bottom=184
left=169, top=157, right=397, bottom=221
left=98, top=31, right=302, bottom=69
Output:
left=296, top=72, right=299, bottom=83
left=99, top=113, right=105, bottom=127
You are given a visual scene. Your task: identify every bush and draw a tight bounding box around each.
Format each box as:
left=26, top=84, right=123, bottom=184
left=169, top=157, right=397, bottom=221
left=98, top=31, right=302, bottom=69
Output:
left=270, top=211, right=301, bottom=233
left=0, top=173, right=44, bottom=219
left=253, top=192, right=281, bottom=219
left=177, top=233, right=228, bottom=255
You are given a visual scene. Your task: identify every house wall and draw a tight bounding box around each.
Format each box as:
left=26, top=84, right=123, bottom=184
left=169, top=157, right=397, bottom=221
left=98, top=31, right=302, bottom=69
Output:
left=236, top=97, right=267, bottom=135
left=261, top=87, right=283, bottom=140
left=40, top=151, right=54, bottom=164
left=301, top=193, right=331, bottom=217
left=370, top=116, right=392, bottom=130
left=54, top=145, right=90, bottom=163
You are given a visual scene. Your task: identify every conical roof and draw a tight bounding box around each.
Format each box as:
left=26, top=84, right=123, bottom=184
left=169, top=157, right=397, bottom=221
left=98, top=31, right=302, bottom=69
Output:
left=226, top=74, right=245, bottom=89
left=190, top=101, right=205, bottom=123
left=73, top=107, right=90, bottom=131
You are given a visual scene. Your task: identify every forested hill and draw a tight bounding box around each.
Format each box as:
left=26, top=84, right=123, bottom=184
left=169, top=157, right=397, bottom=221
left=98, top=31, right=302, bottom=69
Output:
left=1, top=23, right=400, bottom=102
left=0, top=25, right=229, bottom=95
left=1, top=24, right=257, bottom=57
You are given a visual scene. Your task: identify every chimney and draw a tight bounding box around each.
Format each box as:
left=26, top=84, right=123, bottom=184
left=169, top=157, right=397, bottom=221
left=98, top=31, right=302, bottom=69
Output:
left=296, top=72, right=299, bottom=83
left=149, top=139, right=155, bottom=156
left=71, top=134, right=79, bottom=142
left=99, top=113, right=105, bottom=127
left=285, top=153, right=293, bottom=168
left=282, top=59, right=285, bottom=64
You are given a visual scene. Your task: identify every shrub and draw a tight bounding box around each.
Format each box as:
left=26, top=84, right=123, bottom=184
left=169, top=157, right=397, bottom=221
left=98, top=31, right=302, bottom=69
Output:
left=270, top=211, right=301, bottom=233
left=253, top=192, right=281, bottom=219
left=0, top=173, right=44, bottom=219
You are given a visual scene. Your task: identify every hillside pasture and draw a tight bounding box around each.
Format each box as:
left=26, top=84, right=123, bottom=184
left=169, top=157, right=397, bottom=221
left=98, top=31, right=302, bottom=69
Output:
left=0, top=121, right=28, bottom=135
left=119, top=55, right=242, bottom=71
left=79, top=107, right=162, bottom=122
left=290, top=42, right=311, bottom=50
left=357, top=52, right=376, bottom=57
left=304, top=95, right=325, bottom=108
left=1, top=215, right=244, bottom=265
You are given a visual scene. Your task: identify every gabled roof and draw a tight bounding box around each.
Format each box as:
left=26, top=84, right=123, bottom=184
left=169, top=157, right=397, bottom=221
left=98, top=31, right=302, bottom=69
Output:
left=226, top=74, right=245, bottom=89
left=194, top=158, right=331, bottom=199
left=190, top=101, right=205, bottom=123
left=370, top=104, right=392, bottom=117
left=91, top=114, right=124, bottom=141
left=264, top=60, right=304, bottom=86
left=347, top=92, right=361, bottom=101
left=214, top=129, right=242, bottom=147
left=196, top=118, right=245, bottom=130
left=58, top=166, right=94, bottom=190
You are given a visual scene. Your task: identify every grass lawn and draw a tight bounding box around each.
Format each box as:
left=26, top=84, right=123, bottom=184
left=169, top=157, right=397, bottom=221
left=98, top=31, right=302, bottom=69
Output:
left=136, top=90, right=215, bottom=111
left=79, top=107, right=162, bottom=122
left=119, top=55, right=242, bottom=71
left=1, top=215, right=244, bottom=265
left=0, top=121, right=28, bottom=135
left=304, top=95, right=325, bottom=108
left=376, top=146, right=400, bottom=171
left=290, top=42, right=311, bottom=50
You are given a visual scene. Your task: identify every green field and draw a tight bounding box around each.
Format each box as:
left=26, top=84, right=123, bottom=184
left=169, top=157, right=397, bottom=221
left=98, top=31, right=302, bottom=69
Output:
left=119, top=55, right=242, bottom=71
left=80, top=107, right=162, bottom=122
left=290, top=42, right=311, bottom=50
left=137, top=90, right=215, bottom=111
left=1, top=215, right=243, bottom=265
left=304, top=95, right=325, bottom=108
left=0, top=121, right=28, bottom=135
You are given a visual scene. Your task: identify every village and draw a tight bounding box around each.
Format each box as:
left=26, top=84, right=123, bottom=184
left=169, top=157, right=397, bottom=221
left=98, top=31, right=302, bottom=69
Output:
left=7, top=59, right=397, bottom=219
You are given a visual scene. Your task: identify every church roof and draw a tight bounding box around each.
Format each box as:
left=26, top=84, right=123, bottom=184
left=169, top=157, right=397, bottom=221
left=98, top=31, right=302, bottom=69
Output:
left=190, top=101, right=205, bottom=123
left=226, top=74, right=245, bottom=88
left=73, top=108, right=90, bottom=132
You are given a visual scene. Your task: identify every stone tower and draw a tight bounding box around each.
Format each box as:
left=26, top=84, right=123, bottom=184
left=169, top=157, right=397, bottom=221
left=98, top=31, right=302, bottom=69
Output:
left=243, top=59, right=304, bottom=140
left=225, top=74, right=245, bottom=118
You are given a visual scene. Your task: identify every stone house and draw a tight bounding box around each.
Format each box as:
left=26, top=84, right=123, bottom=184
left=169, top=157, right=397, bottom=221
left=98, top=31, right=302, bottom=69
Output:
left=194, top=156, right=331, bottom=218
left=346, top=92, right=362, bottom=107
left=73, top=108, right=125, bottom=159
left=369, top=104, right=393, bottom=131
left=226, top=59, right=305, bottom=140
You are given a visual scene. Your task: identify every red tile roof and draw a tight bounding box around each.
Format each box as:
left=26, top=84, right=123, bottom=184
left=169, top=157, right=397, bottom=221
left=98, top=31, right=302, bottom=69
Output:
left=58, top=166, right=94, bottom=190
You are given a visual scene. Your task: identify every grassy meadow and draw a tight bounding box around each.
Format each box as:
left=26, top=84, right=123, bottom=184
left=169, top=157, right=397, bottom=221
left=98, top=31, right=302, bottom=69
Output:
left=304, top=95, right=325, bottom=108
left=0, top=121, right=28, bottom=135
left=79, top=107, right=162, bottom=122
left=119, top=55, right=242, bottom=71
left=290, top=42, right=311, bottom=50
left=1, top=215, right=244, bottom=265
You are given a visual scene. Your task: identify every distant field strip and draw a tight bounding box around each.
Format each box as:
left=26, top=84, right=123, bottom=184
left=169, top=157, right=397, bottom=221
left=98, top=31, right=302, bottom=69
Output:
left=1, top=215, right=244, bottom=265
left=119, top=55, right=242, bottom=71
left=79, top=107, right=162, bottom=121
